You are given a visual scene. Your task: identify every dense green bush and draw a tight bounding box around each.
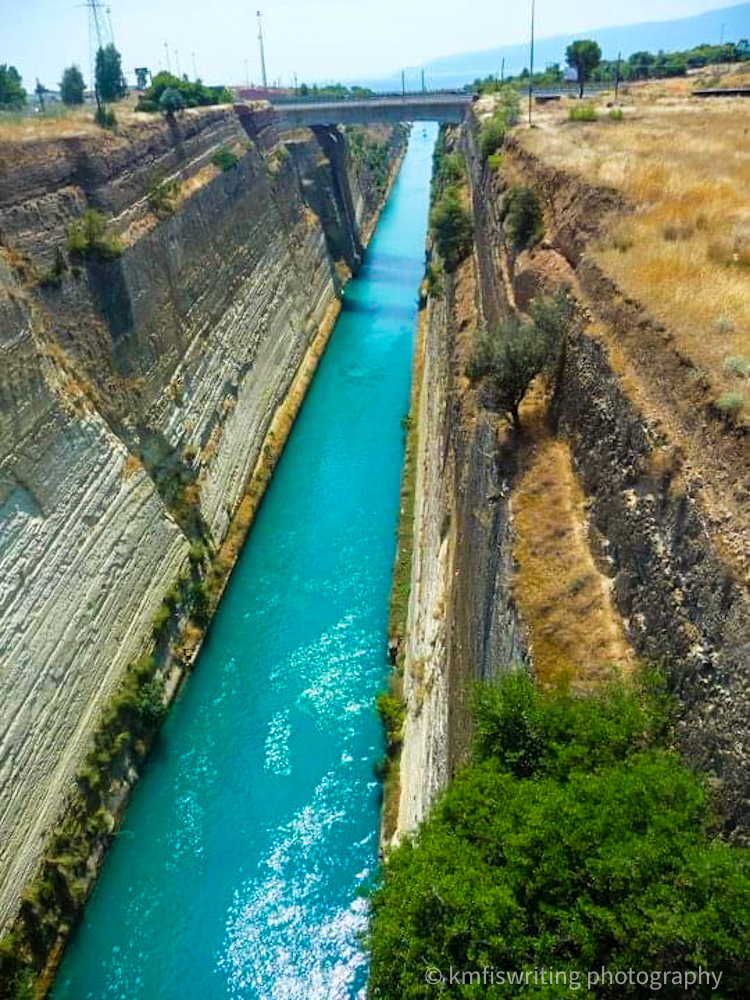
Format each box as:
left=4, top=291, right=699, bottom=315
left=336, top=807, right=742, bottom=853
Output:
left=66, top=210, right=122, bottom=261
left=211, top=147, right=240, bottom=172
left=368, top=672, right=750, bottom=999
left=136, top=72, right=232, bottom=113
left=502, top=185, right=544, bottom=250
left=431, top=189, right=473, bottom=272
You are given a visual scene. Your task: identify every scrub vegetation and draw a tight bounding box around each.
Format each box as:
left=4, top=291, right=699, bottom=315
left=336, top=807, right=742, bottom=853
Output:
left=368, top=671, right=750, bottom=999
left=522, top=101, right=750, bottom=424
left=66, top=209, right=122, bottom=261
left=430, top=132, right=473, bottom=272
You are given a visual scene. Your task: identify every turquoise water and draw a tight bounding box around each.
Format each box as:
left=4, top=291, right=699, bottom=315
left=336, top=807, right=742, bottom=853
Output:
left=52, top=124, right=437, bottom=1000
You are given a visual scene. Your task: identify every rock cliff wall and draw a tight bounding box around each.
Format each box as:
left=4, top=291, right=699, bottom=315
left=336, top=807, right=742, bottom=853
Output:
left=396, top=110, right=749, bottom=842
left=395, top=126, right=527, bottom=839
left=0, top=106, right=405, bottom=932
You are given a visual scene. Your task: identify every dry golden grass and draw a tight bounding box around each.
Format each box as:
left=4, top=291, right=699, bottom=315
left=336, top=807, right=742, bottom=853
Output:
left=523, top=97, right=750, bottom=420
left=512, top=388, right=633, bottom=687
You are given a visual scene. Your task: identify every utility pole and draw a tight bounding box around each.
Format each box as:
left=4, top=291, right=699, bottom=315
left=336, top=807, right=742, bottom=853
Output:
left=401, top=70, right=406, bottom=95
left=174, top=49, right=181, bottom=77
left=528, top=0, right=535, bottom=126
left=615, top=50, right=621, bottom=102
left=78, top=0, right=114, bottom=98
left=164, top=42, right=171, bottom=74
left=501, top=57, right=505, bottom=82
left=257, top=11, right=268, bottom=93
left=191, top=51, right=198, bottom=80
left=421, top=68, right=425, bottom=92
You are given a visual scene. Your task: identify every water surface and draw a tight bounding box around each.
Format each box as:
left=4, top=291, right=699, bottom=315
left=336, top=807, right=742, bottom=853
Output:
left=52, top=123, right=437, bottom=1000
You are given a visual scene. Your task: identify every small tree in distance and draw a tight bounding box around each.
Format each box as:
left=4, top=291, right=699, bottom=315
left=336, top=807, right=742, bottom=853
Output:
left=0, top=65, right=27, bottom=107
left=60, top=65, right=86, bottom=105
left=566, top=39, right=602, bottom=98
left=95, top=44, right=127, bottom=102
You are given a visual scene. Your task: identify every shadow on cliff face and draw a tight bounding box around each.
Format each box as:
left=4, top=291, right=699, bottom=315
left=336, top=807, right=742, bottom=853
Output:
left=85, top=258, right=135, bottom=341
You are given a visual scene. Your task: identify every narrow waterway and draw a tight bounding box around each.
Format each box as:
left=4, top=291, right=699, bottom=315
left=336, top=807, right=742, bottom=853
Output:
left=52, top=124, right=437, bottom=1000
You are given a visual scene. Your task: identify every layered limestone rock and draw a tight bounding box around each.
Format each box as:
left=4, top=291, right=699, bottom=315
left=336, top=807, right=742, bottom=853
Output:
left=0, top=106, right=404, bottom=929
left=395, top=128, right=527, bottom=838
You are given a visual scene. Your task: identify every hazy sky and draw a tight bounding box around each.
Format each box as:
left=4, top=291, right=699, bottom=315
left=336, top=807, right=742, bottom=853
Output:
left=4, top=0, right=738, bottom=90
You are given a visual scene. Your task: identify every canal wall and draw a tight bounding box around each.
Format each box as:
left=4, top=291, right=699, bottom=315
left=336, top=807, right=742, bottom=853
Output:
left=394, top=125, right=528, bottom=840
left=0, top=105, right=406, bottom=951
left=395, top=108, right=750, bottom=843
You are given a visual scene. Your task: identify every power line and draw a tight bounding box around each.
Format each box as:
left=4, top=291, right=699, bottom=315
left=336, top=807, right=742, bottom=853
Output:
left=77, top=0, right=114, bottom=92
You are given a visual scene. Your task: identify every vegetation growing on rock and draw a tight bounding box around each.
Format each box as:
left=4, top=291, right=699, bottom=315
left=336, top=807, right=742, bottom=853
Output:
left=467, top=289, right=574, bottom=429
left=368, top=672, right=750, bottom=999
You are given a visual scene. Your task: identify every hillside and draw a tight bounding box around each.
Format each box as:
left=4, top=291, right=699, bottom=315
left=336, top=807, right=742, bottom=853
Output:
left=414, top=2, right=750, bottom=87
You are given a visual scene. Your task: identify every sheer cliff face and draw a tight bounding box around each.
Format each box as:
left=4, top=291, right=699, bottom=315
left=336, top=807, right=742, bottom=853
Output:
left=0, top=107, right=399, bottom=928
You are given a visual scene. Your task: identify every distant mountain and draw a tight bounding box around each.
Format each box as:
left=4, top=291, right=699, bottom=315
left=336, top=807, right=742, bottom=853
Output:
left=356, top=2, right=750, bottom=91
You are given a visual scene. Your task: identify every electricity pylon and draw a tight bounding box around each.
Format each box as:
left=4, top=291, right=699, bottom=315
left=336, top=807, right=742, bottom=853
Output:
left=78, top=0, right=114, bottom=93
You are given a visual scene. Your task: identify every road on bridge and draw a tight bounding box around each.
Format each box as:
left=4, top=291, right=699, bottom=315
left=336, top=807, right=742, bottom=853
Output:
left=271, top=91, right=475, bottom=127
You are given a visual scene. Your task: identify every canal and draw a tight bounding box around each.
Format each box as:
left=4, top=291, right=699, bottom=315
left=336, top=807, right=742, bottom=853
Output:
left=52, top=123, right=438, bottom=1000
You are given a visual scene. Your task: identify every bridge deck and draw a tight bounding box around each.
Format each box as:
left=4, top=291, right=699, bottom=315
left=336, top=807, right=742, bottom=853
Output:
left=272, top=93, right=474, bottom=127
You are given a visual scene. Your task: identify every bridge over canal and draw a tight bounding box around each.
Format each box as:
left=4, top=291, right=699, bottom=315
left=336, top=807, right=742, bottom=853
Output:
left=271, top=91, right=475, bottom=127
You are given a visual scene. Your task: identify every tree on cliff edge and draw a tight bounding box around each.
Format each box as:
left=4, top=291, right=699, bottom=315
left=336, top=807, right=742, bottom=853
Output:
left=466, top=288, right=574, bottom=430
left=566, top=39, right=602, bottom=98
left=95, top=44, right=127, bottom=102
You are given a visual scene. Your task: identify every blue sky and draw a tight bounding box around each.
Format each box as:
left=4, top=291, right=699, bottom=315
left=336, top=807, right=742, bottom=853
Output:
left=3, top=0, right=740, bottom=90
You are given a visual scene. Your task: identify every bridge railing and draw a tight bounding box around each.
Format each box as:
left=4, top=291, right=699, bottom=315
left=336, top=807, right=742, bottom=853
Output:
left=269, top=89, right=474, bottom=105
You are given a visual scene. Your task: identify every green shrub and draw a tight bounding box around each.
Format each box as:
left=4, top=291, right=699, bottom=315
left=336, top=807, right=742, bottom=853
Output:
left=211, top=147, right=240, bottom=172
left=368, top=671, right=750, bottom=1000
left=66, top=210, right=122, bottom=262
left=569, top=103, right=599, bottom=122
left=147, top=175, right=181, bottom=216
left=151, top=604, right=171, bottom=639
left=722, top=355, right=750, bottom=378
left=11, top=968, right=34, bottom=1000
left=487, top=152, right=503, bottom=170
left=608, top=106, right=624, bottom=121
left=716, top=391, right=745, bottom=418
left=137, top=676, right=167, bottom=728
left=431, top=188, right=473, bottom=271
left=189, top=579, right=211, bottom=624
left=439, top=152, right=465, bottom=185
left=188, top=542, right=206, bottom=567
left=159, top=87, right=184, bottom=117
left=136, top=98, right=158, bottom=113
left=94, top=105, right=117, bottom=130
left=502, top=185, right=544, bottom=250
left=479, top=89, right=519, bottom=159
left=377, top=692, right=405, bottom=752
left=425, top=262, right=444, bottom=298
